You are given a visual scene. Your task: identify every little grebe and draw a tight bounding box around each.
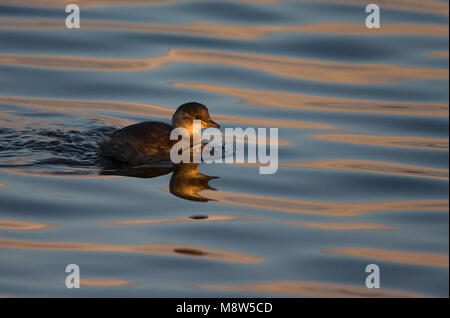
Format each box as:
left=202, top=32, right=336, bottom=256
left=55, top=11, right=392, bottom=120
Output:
left=99, top=102, right=220, bottom=165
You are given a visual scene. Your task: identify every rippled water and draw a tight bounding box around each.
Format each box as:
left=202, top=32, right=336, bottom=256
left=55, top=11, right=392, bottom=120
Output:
left=0, top=0, right=448, bottom=297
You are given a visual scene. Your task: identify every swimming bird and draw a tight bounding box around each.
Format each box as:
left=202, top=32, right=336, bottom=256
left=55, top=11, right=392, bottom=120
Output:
left=99, top=102, right=220, bottom=165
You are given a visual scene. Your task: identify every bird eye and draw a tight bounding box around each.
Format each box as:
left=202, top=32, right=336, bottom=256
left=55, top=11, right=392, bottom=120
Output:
left=195, top=115, right=201, bottom=120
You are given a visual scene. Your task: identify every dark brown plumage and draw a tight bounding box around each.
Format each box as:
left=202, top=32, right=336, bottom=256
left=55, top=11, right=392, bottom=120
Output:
left=99, top=102, right=220, bottom=165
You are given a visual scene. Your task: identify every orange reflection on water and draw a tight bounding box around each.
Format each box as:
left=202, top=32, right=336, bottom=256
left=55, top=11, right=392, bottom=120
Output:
left=215, top=114, right=337, bottom=130
left=0, top=0, right=288, bottom=8
left=0, top=237, right=264, bottom=264
left=0, top=95, right=172, bottom=121
left=0, top=95, right=338, bottom=130
left=104, top=215, right=241, bottom=226
left=429, top=51, right=449, bottom=58
left=309, top=134, right=449, bottom=150
left=0, top=0, right=172, bottom=7
left=232, top=135, right=291, bottom=146
left=105, top=214, right=395, bottom=231
left=199, top=190, right=448, bottom=216
left=273, top=22, right=449, bottom=36
left=280, top=159, right=449, bottom=180
left=174, top=82, right=448, bottom=117
left=1, top=18, right=447, bottom=39
left=0, top=183, right=7, bottom=188
left=287, top=221, right=395, bottom=231
left=316, top=0, right=448, bottom=15
left=198, top=281, right=428, bottom=297
left=324, top=247, right=449, bottom=268
left=0, top=49, right=447, bottom=84
left=81, top=278, right=135, bottom=287
left=0, top=219, right=56, bottom=231
left=0, top=112, right=66, bottom=133
left=3, top=0, right=448, bottom=15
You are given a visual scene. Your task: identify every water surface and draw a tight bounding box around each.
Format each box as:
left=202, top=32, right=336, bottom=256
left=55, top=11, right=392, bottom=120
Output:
left=0, top=0, right=448, bottom=297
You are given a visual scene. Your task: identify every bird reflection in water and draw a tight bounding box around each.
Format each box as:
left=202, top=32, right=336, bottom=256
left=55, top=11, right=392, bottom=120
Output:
left=100, top=162, right=217, bottom=202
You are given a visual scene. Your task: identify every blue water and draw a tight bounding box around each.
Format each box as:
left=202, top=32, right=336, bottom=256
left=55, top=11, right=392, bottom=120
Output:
left=0, top=0, right=448, bottom=297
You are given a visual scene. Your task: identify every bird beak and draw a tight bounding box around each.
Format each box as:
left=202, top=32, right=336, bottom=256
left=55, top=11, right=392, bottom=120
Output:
left=206, top=119, right=221, bottom=129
